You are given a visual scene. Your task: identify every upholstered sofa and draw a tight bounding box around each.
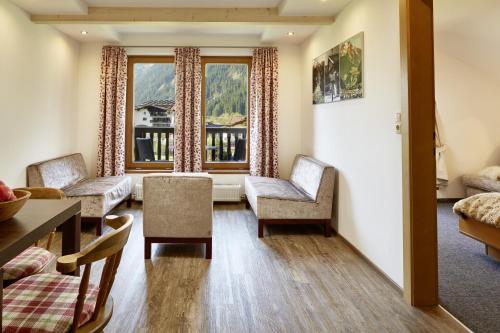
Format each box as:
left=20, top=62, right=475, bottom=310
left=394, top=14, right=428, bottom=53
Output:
left=27, top=153, right=132, bottom=235
left=143, top=173, right=213, bottom=259
left=245, top=154, right=336, bottom=238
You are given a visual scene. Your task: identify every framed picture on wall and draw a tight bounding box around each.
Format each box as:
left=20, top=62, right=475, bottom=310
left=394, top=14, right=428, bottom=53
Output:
left=312, top=32, right=364, bottom=104
left=340, top=32, right=364, bottom=100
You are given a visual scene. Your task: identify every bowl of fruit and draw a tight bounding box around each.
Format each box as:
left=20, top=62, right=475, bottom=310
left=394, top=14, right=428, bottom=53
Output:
left=0, top=181, right=31, bottom=222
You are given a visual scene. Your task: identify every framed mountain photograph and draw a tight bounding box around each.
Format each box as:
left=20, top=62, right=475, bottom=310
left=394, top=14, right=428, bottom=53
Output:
left=313, top=56, right=326, bottom=104
left=312, top=32, right=363, bottom=105
left=339, top=32, right=364, bottom=100
left=324, top=46, right=340, bottom=103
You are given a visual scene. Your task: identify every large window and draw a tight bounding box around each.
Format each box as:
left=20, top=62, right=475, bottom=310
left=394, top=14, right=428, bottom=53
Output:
left=125, top=55, right=251, bottom=171
left=202, top=57, right=251, bottom=170
left=125, top=56, right=175, bottom=170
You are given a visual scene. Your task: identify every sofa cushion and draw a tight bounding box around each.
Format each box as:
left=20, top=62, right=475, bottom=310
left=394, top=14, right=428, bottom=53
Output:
left=245, top=176, right=313, bottom=202
left=27, top=154, right=88, bottom=190
left=463, top=174, right=500, bottom=193
left=289, top=155, right=333, bottom=201
left=64, top=176, right=131, bottom=217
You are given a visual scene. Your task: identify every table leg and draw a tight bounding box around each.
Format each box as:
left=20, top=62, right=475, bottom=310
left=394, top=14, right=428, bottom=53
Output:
left=62, top=213, right=81, bottom=276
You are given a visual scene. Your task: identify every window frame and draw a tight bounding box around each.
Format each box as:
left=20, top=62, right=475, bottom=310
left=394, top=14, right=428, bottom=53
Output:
left=125, top=55, right=175, bottom=171
left=125, top=55, right=252, bottom=172
left=201, top=56, right=252, bottom=171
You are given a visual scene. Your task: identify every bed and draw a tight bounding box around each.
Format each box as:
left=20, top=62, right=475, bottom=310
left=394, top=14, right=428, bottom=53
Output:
left=453, top=193, right=500, bottom=261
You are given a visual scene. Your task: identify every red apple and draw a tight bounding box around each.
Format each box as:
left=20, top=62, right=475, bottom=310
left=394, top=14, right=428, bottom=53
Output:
left=0, top=180, right=5, bottom=186
left=0, top=184, right=16, bottom=202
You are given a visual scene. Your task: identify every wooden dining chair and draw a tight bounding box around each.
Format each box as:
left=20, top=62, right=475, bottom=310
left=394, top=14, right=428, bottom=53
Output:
left=2, top=187, right=65, bottom=283
left=2, top=214, right=134, bottom=333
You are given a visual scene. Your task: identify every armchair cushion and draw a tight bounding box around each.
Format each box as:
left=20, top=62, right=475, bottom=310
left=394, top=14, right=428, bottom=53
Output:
left=64, top=176, right=132, bottom=217
left=245, top=176, right=313, bottom=202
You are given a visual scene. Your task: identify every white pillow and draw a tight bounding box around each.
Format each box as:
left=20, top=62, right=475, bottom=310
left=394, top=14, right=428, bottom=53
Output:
left=478, top=166, right=500, bottom=181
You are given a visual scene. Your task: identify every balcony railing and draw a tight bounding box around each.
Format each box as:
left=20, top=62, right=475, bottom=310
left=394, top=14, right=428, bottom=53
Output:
left=134, top=126, right=247, bottom=162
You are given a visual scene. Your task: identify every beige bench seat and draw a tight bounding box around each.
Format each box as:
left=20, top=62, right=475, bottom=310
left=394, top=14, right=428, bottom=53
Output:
left=27, top=153, right=132, bottom=235
left=245, top=154, right=335, bottom=238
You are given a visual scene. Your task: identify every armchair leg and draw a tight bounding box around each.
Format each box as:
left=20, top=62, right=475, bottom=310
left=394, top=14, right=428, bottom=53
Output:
left=205, top=238, right=212, bottom=259
left=245, top=199, right=250, bottom=209
left=324, top=220, right=332, bottom=238
left=145, top=238, right=151, bottom=260
left=96, top=218, right=103, bottom=236
left=258, top=220, right=264, bottom=238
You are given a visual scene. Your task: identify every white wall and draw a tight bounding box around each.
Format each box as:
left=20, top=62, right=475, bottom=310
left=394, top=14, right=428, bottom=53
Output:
left=435, top=41, right=500, bottom=198
left=0, top=1, right=80, bottom=187
left=75, top=42, right=303, bottom=188
left=300, top=0, right=403, bottom=286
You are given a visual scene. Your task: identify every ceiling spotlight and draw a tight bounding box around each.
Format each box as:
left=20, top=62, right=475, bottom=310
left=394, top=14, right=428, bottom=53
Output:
left=81, top=30, right=88, bottom=35
left=287, top=31, right=295, bottom=36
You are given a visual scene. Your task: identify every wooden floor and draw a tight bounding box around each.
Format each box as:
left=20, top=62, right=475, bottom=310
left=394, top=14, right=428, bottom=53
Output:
left=47, top=202, right=466, bottom=333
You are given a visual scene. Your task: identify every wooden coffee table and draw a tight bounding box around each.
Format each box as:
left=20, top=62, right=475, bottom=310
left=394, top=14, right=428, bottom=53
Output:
left=0, top=199, right=81, bottom=326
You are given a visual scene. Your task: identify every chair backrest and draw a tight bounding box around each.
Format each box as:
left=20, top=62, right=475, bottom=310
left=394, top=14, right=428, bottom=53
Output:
left=135, top=137, right=155, bottom=161
left=15, top=187, right=65, bottom=199
left=15, top=187, right=65, bottom=250
left=143, top=174, right=213, bottom=238
left=289, top=154, right=335, bottom=201
left=56, top=214, right=134, bottom=332
left=27, top=153, right=88, bottom=189
left=232, top=138, right=246, bottom=161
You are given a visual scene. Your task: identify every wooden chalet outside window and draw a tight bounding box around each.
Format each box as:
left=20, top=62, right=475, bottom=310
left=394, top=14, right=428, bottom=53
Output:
left=125, top=55, right=251, bottom=172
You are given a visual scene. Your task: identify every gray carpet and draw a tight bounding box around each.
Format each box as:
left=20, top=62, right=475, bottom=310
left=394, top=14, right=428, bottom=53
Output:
left=438, top=202, right=500, bottom=333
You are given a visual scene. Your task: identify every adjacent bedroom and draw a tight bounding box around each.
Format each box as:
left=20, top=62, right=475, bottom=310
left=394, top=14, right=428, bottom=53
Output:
left=434, top=1, right=500, bottom=332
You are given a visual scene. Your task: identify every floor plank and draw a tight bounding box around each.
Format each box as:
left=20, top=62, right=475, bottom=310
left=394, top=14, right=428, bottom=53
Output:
left=46, top=202, right=466, bottom=332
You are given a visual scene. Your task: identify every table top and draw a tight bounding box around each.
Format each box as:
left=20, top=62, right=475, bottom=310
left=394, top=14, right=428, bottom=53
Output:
left=0, top=199, right=81, bottom=267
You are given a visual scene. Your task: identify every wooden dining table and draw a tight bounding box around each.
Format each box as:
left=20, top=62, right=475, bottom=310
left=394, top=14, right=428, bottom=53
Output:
left=0, top=199, right=81, bottom=327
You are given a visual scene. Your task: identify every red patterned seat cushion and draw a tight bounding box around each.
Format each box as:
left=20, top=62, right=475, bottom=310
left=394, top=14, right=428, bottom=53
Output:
left=3, top=273, right=99, bottom=333
left=2, top=246, right=56, bottom=281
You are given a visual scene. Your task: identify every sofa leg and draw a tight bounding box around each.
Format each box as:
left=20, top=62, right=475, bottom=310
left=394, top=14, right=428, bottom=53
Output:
left=245, top=199, right=250, bottom=209
left=205, top=238, right=212, bottom=259
left=95, top=218, right=104, bottom=236
left=126, top=194, right=132, bottom=208
left=258, top=220, right=264, bottom=238
left=324, top=220, right=332, bottom=238
left=145, top=238, right=151, bottom=260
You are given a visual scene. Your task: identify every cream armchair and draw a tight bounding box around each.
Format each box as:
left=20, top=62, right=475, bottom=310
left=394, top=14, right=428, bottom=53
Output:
left=143, top=174, right=213, bottom=259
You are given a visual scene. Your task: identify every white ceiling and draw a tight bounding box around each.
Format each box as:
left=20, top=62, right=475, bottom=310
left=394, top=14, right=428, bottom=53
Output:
left=434, top=0, right=500, bottom=81
left=8, top=0, right=351, bottom=44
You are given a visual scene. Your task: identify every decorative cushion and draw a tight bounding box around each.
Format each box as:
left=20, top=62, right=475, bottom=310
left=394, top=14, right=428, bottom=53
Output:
left=462, top=174, right=500, bottom=193
left=3, top=273, right=99, bottom=333
left=2, top=247, right=56, bottom=281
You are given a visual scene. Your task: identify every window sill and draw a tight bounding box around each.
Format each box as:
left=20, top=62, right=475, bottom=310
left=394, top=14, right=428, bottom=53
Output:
left=125, top=169, right=249, bottom=175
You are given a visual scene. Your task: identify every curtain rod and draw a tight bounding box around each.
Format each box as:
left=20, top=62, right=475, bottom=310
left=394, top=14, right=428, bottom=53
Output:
left=120, top=45, right=266, bottom=49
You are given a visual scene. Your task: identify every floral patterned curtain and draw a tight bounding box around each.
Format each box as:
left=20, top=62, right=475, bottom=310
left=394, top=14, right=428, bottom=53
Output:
left=96, top=46, right=127, bottom=177
left=174, top=47, right=202, bottom=172
left=250, top=48, right=279, bottom=178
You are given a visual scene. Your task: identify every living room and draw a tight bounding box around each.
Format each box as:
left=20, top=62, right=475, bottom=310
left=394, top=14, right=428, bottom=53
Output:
left=0, top=0, right=498, bottom=332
